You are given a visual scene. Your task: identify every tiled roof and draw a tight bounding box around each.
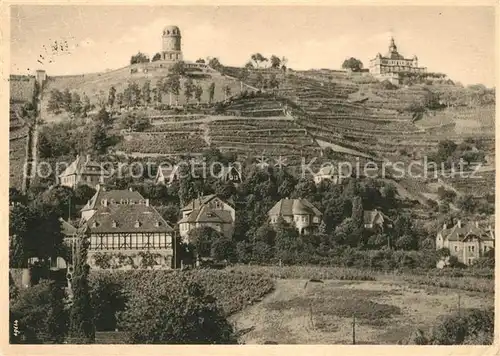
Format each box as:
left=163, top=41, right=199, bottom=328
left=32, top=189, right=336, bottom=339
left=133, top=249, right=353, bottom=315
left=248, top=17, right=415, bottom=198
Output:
left=59, top=155, right=109, bottom=178
left=178, top=204, right=233, bottom=224
left=442, top=223, right=493, bottom=242
left=363, top=210, right=389, bottom=225
left=181, top=194, right=217, bottom=212
left=268, top=198, right=322, bottom=217
left=81, top=186, right=144, bottom=212
left=85, top=200, right=173, bottom=234
left=59, top=218, right=77, bottom=236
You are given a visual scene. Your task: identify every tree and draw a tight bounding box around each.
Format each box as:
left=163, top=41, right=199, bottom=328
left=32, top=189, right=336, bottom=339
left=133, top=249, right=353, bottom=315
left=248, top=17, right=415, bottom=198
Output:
left=223, top=85, right=231, bottom=101
left=35, top=185, right=76, bottom=219
left=274, top=217, right=302, bottom=264
left=208, top=82, right=216, bottom=104
left=184, top=78, right=195, bottom=104
left=10, top=203, right=65, bottom=268
left=69, top=92, right=82, bottom=116
left=244, top=61, right=254, bottom=69
left=62, top=89, right=72, bottom=111
left=86, top=122, right=109, bottom=155
left=170, top=61, right=186, bottom=76
left=69, top=232, right=95, bottom=343
left=154, top=79, right=163, bottom=104
left=211, top=238, right=236, bottom=262
left=208, top=57, right=223, bottom=71
left=342, top=57, right=363, bottom=71
left=195, top=58, right=206, bottom=64
left=152, top=53, right=161, bottom=62
left=251, top=53, right=268, bottom=68
left=130, top=52, right=150, bottom=65
left=115, top=92, right=123, bottom=108
left=10, top=280, right=68, bottom=343
left=188, top=226, right=222, bottom=259
left=270, top=55, right=281, bottom=69
left=164, top=74, right=181, bottom=106
left=116, top=272, right=236, bottom=343
left=74, top=184, right=96, bottom=205
left=142, top=80, right=151, bottom=105
left=95, top=107, right=112, bottom=126
left=194, top=85, right=203, bottom=105
left=47, top=89, right=63, bottom=113
left=107, top=86, right=116, bottom=108
left=268, top=73, right=279, bottom=93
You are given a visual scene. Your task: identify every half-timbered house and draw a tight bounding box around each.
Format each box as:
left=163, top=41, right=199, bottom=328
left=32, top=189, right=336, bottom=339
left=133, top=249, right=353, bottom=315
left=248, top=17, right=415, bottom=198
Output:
left=80, top=186, right=175, bottom=269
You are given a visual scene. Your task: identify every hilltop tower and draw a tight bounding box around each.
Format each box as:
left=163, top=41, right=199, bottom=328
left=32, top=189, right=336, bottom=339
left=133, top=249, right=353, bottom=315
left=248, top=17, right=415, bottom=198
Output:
left=162, top=25, right=183, bottom=62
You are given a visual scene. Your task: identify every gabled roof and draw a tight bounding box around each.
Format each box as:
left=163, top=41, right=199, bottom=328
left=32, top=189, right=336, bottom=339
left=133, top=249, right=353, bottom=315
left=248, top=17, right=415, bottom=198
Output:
left=59, top=155, right=109, bottom=178
left=157, top=165, right=180, bottom=181
left=81, top=185, right=145, bottom=212
left=178, top=204, right=233, bottom=224
left=85, top=202, right=173, bottom=233
left=363, top=209, right=390, bottom=226
left=59, top=218, right=78, bottom=237
left=268, top=198, right=322, bottom=217
left=441, top=222, right=494, bottom=242
left=181, top=194, right=218, bottom=212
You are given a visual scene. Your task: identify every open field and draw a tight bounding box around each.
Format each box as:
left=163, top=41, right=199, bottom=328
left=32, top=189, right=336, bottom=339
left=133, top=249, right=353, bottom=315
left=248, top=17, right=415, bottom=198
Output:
left=230, top=278, right=493, bottom=344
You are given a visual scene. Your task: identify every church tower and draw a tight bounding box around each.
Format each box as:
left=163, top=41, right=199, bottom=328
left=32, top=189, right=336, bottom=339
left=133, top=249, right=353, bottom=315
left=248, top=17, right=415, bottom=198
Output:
left=162, top=25, right=183, bottom=62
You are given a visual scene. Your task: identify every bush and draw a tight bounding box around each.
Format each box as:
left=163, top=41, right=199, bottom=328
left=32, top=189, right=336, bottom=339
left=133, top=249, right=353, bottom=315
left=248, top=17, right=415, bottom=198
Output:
left=430, top=308, right=494, bottom=345
left=87, top=268, right=274, bottom=339
left=117, top=272, right=237, bottom=344
left=10, top=280, right=68, bottom=344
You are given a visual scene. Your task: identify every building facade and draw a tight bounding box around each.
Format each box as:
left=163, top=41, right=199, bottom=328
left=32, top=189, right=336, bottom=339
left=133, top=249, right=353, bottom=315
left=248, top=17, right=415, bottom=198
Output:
left=435, top=220, right=494, bottom=266
left=369, top=37, right=427, bottom=84
left=363, top=209, right=392, bottom=232
left=178, top=194, right=236, bottom=242
left=80, top=186, right=174, bottom=269
left=162, top=25, right=183, bottom=62
left=58, top=154, right=109, bottom=189
left=268, top=198, right=323, bottom=235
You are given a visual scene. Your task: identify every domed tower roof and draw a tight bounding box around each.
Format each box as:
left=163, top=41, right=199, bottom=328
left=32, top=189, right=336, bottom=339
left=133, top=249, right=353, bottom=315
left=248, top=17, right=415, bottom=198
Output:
left=163, top=25, right=181, bottom=36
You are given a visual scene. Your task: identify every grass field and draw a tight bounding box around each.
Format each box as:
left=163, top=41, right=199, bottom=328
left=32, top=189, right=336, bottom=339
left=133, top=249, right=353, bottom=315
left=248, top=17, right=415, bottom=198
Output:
left=230, top=278, right=493, bottom=344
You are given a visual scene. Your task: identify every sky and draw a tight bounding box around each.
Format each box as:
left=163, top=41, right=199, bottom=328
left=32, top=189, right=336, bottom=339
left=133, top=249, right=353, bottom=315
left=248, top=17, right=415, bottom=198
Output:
left=9, top=5, right=497, bottom=86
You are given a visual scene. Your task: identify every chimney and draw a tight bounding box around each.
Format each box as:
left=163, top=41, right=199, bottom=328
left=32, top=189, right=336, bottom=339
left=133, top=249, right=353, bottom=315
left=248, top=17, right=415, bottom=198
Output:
left=129, top=187, right=133, bottom=192
left=443, top=223, right=447, bottom=230
left=86, top=154, right=90, bottom=163
left=475, top=221, right=479, bottom=228
left=457, top=219, right=461, bottom=228
left=145, top=199, right=150, bottom=206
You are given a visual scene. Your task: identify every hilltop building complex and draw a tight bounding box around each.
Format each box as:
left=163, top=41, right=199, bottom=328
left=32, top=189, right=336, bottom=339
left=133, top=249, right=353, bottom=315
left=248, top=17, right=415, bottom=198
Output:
left=369, top=37, right=427, bottom=84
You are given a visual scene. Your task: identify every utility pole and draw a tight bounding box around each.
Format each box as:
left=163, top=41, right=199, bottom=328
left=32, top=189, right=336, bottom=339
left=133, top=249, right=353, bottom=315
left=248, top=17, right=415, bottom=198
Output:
left=352, top=313, right=356, bottom=345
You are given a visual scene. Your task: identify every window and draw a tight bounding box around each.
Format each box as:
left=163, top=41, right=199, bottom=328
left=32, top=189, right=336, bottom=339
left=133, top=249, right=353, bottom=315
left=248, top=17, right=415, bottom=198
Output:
left=112, top=220, right=117, bottom=228
left=471, top=246, right=475, bottom=253
left=484, top=246, right=488, bottom=252
left=454, top=246, right=458, bottom=252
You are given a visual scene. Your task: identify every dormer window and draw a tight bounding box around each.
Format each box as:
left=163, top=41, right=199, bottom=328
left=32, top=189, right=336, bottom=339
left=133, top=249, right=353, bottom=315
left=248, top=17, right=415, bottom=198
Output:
left=92, top=221, right=99, bottom=228
left=135, top=220, right=141, bottom=228
left=155, top=221, right=161, bottom=227
left=112, top=220, right=118, bottom=228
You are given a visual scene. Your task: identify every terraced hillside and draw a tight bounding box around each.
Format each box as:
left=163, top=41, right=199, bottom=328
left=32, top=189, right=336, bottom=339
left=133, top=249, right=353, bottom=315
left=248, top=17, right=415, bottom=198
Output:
left=40, top=66, right=250, bottom=122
